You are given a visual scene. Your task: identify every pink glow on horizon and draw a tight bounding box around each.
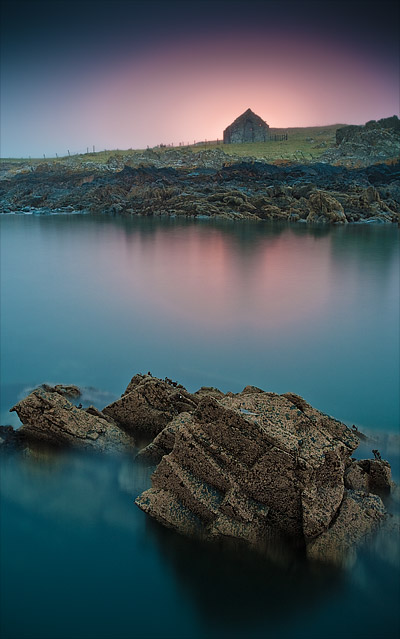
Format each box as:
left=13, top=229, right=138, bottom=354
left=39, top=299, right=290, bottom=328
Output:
left=81, top=34, right=399, bottom=142
left=2, top=29, right=398, bottom=156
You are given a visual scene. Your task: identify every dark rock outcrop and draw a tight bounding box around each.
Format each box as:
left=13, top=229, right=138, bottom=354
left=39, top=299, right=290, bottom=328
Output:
left=336, top=116, right=400, bottom=145
left=321, top=116, right=400, bottom=167
left=223, top=109, right=269, bottom=144
left=1, top=153, right=399, bottom=223
left=10, top=388, right=134, bottom=452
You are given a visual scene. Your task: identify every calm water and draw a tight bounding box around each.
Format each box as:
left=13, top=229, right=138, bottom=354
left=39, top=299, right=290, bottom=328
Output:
left=1, top=214, right=399, bottom=639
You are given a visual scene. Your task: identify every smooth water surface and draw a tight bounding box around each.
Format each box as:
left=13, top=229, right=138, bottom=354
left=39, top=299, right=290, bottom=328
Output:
left=1, top=215, right=399, bottom=639
left=1, top=214, right=399, bottom=431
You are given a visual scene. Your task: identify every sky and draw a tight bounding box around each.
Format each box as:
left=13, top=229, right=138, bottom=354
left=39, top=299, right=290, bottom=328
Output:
left=1, top=0, right=399, bottom=157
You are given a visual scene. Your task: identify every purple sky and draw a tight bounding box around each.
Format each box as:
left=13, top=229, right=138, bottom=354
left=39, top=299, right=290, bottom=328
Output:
left=1, top=0, right=399, bottom=157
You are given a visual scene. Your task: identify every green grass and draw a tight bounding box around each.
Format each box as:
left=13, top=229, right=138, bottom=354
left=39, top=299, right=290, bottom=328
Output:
left=189, top=124, right=344, bottom=162
left=1, top=124, right=344, bottom=165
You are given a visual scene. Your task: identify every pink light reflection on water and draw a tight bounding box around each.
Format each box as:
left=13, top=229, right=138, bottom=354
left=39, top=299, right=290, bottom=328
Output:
left=88, top=225, right=333, bottom=336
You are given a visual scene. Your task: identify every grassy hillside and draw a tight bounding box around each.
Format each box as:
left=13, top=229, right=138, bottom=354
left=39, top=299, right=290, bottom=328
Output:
left=192, top=124, right=343, bottom=161
left=1, top=124, right=344, bottom=165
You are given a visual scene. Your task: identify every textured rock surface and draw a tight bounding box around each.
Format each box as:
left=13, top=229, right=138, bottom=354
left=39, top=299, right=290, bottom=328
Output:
left=306, top=191, right=347, bottom=224
left=223, top=109, right=269, bottom=144
left=136, top=394, right=346, bottom=542
left=345, top=459, right=392, bottom=493
left=135, top=383, right=392, bottom=564
left=10, top=388, right=134, bottom=452
left=306, top=490, right=386, bottom=565
left=103, top=373, right=198, bottom=438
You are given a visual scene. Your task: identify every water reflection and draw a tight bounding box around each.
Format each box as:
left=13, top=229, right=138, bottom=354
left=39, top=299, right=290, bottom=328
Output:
left=0, top=447, right=152, bottom=532
left=144, top=516, right=343, bottom=633
left=1, top=215, right=399, bottom=430
left=107, top=223, right=332, bottom=332
left=0, top=445, right=346, bottom=636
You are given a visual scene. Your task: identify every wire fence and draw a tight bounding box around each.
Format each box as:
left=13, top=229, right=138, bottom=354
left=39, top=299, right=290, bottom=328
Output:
left=12, top=134, right=291, bottom=160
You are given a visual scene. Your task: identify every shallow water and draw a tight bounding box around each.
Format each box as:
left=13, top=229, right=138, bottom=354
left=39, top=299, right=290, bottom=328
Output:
left=1, top=215, right=399, bottom=638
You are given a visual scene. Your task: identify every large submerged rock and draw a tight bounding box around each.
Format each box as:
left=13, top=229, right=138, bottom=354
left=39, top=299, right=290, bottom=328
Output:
left=135, top=383, right=391, bottom=564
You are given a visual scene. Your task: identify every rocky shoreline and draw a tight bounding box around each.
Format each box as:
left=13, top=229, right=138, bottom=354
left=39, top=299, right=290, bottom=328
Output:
left=1, top=374, right=394, bottom=566
left=1, top=117, right=399, bottom=224
left=1, top=158, right=399, bottom=224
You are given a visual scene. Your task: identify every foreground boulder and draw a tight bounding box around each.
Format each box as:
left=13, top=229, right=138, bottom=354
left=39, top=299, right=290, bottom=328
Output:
left=10, top=388, right=134, bottom=453
left=135, top=386, right=389, bottom=564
